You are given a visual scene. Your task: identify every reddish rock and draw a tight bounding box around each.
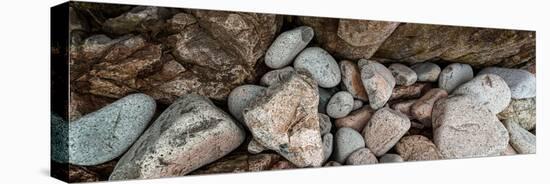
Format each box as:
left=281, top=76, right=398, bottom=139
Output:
left=334, top=106, right=375, bottom=132
left=340, top=60, right=368, bottom=101
left=410, top=88, right=448, bottom=126
left=389, top=83, right=433, bottom=101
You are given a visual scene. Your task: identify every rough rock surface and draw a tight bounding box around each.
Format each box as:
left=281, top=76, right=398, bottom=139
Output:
left=395, top=135, right=442, bottom=161
left=453, top=74, right=511, bottom=114
left=322, top=133, right=334, bottom=162
left=243, top=70, right=324, bottom=167
left=411, top=88, right=448, bottom=126
left=109, top=95, right=245, bottom=180
left=227, top=85, right=266, bottom=123
left=345, top=148, right=378, bottom=165
left=334, top=106, right=375, bottom=132
left=265, top=26, right=314, bottom=69
left=411, top=62, right=441, bottom=82
left=432, top=95, right=509, bottom=159
left=360, top=60, right=396, bottom=109
left=340, top=60, right=368, bottom=101
left=389, top=82, right=433, bottom=101
left=353, top=100, right=363, bottom=110
left=379, top=154, right=404, bottom=163
left=478, top=67, right=536, bottom=99
left=498, top=98, right=536, bottom=131
left=438, top=63, right=474, bottom=92
left=190, top=154, right=296, bottom=175
left=294, top=47, right=341, bottom=88
left=363, top=107, right=411, bottom=156
left=318, top=87, right=339, bottom=114
left=389, top=63, right=417, bottom=86
left=333, top=127, right=365, bottom=163
left=391, top=99, right=417, bottom=119
left=326, top=91, right=354, bottom=118
left=319, top=113, right=332, bottom=135
left=260, top=66, right=295, bottom=86
left=504, top=120, right=536, bottom=154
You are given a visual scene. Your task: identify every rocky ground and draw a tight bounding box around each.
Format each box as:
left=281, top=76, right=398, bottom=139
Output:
left=51, top=2, right=536, bottom=182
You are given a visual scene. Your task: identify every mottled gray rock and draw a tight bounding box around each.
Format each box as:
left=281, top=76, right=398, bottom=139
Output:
left=389, top=63, right=417, bottom=86
left=109, top=94, right=244, bottom=180
left=340, top=60, right=368, bottom=101
left=294, top=47, right=341, bottom=88
left=260, top=66, right=295, bottom=86
left=345, top=148, right=378, bottom=165
left=479, top=67, right=536, bottom=99
left=326, top=91, right=354, bottom=118
left=411, top=62, right=441, bottom=82
left=504, top=120, right=536, bottom=154
left=248, top=139, right=267, bottom=154
left=360, top=59, right=396, bottom=109
left=333, top=127, right=365, bottom=163
left=318, top=87, right=338, bottom=113
left=265, top=26, right=314, bottom=69
left=453, top=74, right=511, bottom=114
left=379, top=154, right=404, bottom=163
left=319, top=113, right=332, bottom=135
left=395, top=135, right=442, bottom=161
left=243, top=70, right=324, bottom=167
left=363, top=107, right=410, bottom=156
left=353, top=100, right=363, bottom=111
left=498, top=98, right=536, bottom=131
left=411, top=88, right=448, bottom=126
left=438, top=63, right=473, bottom=92
left=432, top=95, right=509, bottom=159
left=227, top=85, right=266, bottom=123
left=322, top=133, right=334, bottom=162
left=51, top=113, right=69, bottom=164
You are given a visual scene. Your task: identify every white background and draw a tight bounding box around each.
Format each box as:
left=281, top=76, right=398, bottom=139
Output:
left=0, top=0, right=548, bottom=183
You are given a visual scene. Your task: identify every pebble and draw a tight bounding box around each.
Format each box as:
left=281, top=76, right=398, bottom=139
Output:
left=503, top=120, right=536, bottom=154
left=411, top=62, right=441, bottom=82
left=326, top=91, right=355, bottom=118
left=410, top=88, right=448, bottom=126
left=318, top=87, right=338, bottom=113
left=498, top=97, right=536, bottom=131
left=352, top=100, right=363, bottom=111
left=391, top=99, right=417, bottom=119
left=453, top=74, right=511, bottom=114
left=390, top=82, right=433, bottom=101
left=110, top=94, right=244, bottom=180
left=228, top=85, right=266, bottom=123
left=294, top=47, right=341, bottom=88
left=265, top=26, right=314, bottom=69
left=248, top=139, right=267, bottom=154
left=322, top=133, right=334, bottom=162
left=319, top=113, right=332, bottom=135
left=340, top=60, right=368, bottom=100
left=379, top=154, right=404, bottom=163
left=432, top=95, right=509, bottom=159
left=345, top=148, right=378, bottom=165
left=260, top=66, right=295, bottom=86
left=363, top=107, right=411, bottom=156
left=51, top=113, right=69, bottom=164
left=333, top=127, right=366, bottom=163
left=438, top=63, right=473, bottom=92
left=395, top=135, right=442, bottom=161
left=360, top=59, right=396, bottom=109
left=389, top=63, right=417, bottom=86
left=324, top=161, right=342, bottom=167
left=335, top=106, right=375, bottom=132
left=478, top=67, right=536, bottom=99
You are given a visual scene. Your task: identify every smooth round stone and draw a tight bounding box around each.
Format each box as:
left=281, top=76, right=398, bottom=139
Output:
left=260, top=66, right=295, bottom=86
left=228, top=85, right=266, bottom=123
left=67, top=93, right=156, bottom=166
left=411, top=62, right=441, bottom=82
left=345, top=148, right=378, bottom=165
left=326, top=91, right=354, bottom=118
left=453, top=74, right=511, bottom=114
left=379, top=154, right=404, bottom=163
left=265, top=26, right=314, bottom=69
left=318, top=87, right=337, bottom=113
left=395, top=135, right=442, bottom=161
left=498, top=98, right=536, bottom=131
left=391, top=99, right=417, bottom=119
left=333, top=127, right=366, bottom=163
left=438, top=63, right=473, bottom=92
left=389, top=63, right=417, bottom=86
left=319, top=113, right=332, bottom=135
left=478, top=67, right=536, bottom=99
left=294, top=47, right=341, bottom=88
left=360, top=59, right=396, bottom=109
left=322, top=133, right=334, bottom=162
left=340, top=60, right=368, bottom=101
left=363, top=107, right=411, bottom=156
left=410, top=88, right=448, bottom=126
left=335, top=106, right=375, bottom=132
left=503, top=120, right=536, bottom=154
left=352, top=100, right=363, bottom=111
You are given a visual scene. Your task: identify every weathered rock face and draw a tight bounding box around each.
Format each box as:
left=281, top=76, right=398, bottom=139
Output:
left=299, top=17, right=399, bottom=60
left=243, top=70, right=324, bottom=167
left=395, top=135, right=442, bottom=161
left=503, top=120, right=536, bottom=154
left=190, top=153, right=296, bottom=175
left=227, top=85, right=266, bottom=123
left=498, top=98, right=536, bottom=131
left=453, top=74, right=511, bottom=114
left=363, top=107, right=411, bottom=156
left=109, top=95, right=245, bottom=180
left=360, top=60, right=396, bottom=109
left=374, top=24, right=535, bottom=67
left=340, top=60, right=368, bottom=101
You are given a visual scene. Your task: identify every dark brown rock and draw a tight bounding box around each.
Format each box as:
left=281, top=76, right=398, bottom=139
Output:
left=389, top=82, right=433, bottom=101
left=190, top=154, right=296, bottom=175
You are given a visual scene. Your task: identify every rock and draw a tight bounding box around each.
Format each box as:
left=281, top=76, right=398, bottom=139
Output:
left=498, top=98, right=536, bottom=131
left=395, top=135, right=442, bottom=161
left=503, top=120, right=536, bottom=154
left=411, top=62, right=441, bottom=82
left=389, top=63, right=417, bottom=86
left=102, top=35, right=147, bottom=62
left=391, top=99, right=417, bottom=119
left=324, top=161, right=342, bottom=167
left=363, top=107, right=411, bottom=156
left=410, top=88, right=448, bottom=126
left=478, top=67, right=536, bottom=99
left=248, top=139, right=267, bottom=154
left=190, top=154, right=296, bottom=174
left=109, top=94, right=245, bottom=180
left=319, top=113, right=332, bottom=135
left=438, top=63, right=473, bottom=92
left=353, top=100, right=363, bottom=111
left=340, top=60, right=368, bottom=101
left=432, top=95, right=509, bottom=159
left=51, top=113, right=69, bottom=164
left=521, top=62, right=536, bottom=74
left=265, top=26, right=314, bottom=69
left=379, top=154, right=404, bottom=163
left=334, top=106, right=375, bottom=132
left=333, top=127, right=366, bottom=163
left=227, top=85, right=266, bottom=123
left=360, top=60, right=396, bottom=109
left=318, top=87, right=338, bottom=113
left=453, top=74, right=511, bottom=114
left=501, top=144, right=518, bottom=156
left=326, top=91, right=354, bottom=118
left=345, top=148, right=378, bottom=165
left=243, top=70, right=324, bottom=167
left=102, top=6, right=166, bottom=35
left=54, top=94, right=156, bottom=166
left=322, top=133, right=334, bottom=162
left=299, top=17, right=399, bottom=59
left=294, top=47, right=341, bottom=88
left=389, top=82, right=433, bottom=101
left=69, top=34, right=123, bottom=62
left=260, top=66, right=295, bottom=86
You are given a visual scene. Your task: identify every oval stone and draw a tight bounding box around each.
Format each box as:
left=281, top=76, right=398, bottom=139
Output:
left=453, top=74, right=511, bottom=114
left=326, top=91, right=354, bottom=118
left=260, top=66, right=295, bottom=86
left=265, top=26, right=314, bottom=69
left=411, top=62, right=441, bottom=82
left=438, top=63, right=473, bottom=92
left=478, top=67, right=536, bottom=99
left=294, top=47, right=341, bottom=88
left=360, top=59, right=396, bottom=109
left=333, top=127, right=365, bottom=163
left=228, top=85, right=266, bottom=123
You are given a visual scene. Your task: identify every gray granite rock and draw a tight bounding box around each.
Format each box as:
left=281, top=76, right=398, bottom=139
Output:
left=453, top=74, right=511, bottom=114
left=352, top=100, right=363, bottom=111
left=294, top=47, right=341, bottom=88
left=319, top=113, right=332, bottom=135
left=498, top=98, right=536, bottom=131
left=318, top=87, right=338, bottom=113
left=432, top=95, right=509, bottom=159
left=322, top=133, right=334, bottom=162
left=265, top=26, right=314, bottom=69
left=504, top=120, right=536, bottom=154
left=411, top=62, right=441, bottom=82
left=110, top=94, right=245, bottom=180
left=326, top=91, right=354, bottom=118
left=363, top=107, right=410, bottom=156
left=260, top=66, right=295, bottom=86
left=479, top=67, right=536, bottom=99
left=395, top=135, right=442, bottom=161
left=51, top=113, right=69, bottom=164
left=340, top=60, right=368, bottom=101
left=438, top=63, right=473, bottom=92
left=345, top=148, right=378, bottom=165
left=379, top=154, right=404, bottom=163
left=228, top=85, right=266, bottom=123
left=360, top=59, right=396, bottom=109
left=333, top=127, right=365, bottom=163
left=389, top=63, right=417, bottom=86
